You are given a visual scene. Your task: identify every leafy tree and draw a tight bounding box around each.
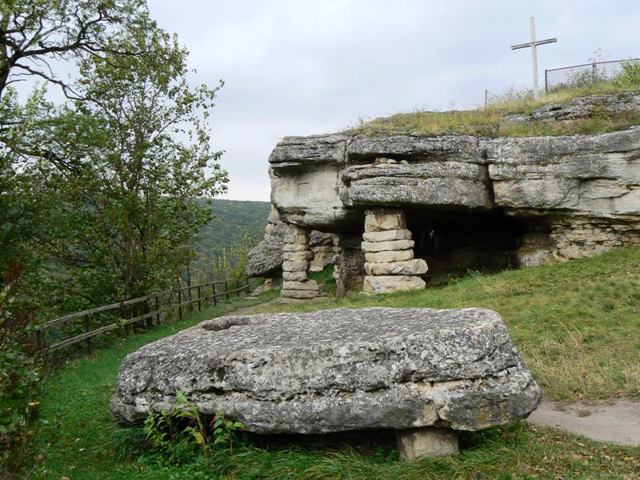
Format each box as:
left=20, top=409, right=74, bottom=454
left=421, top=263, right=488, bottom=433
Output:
left=0, top=0, right=149, bottom=100
left=37, top=19, right=228, bottom=304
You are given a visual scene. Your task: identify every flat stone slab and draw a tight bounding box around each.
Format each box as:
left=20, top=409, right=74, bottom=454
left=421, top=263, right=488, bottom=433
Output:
left=110, top=307, right=541, bottom=434
left=527, top=400, right=640, bottom=446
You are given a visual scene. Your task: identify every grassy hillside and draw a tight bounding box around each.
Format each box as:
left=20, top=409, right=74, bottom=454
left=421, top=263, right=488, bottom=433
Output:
left=9, top=247, right=640, bottom=479
left=196, top=199, right=271, bottom=258
left=273, top=247, right=640, bottom=402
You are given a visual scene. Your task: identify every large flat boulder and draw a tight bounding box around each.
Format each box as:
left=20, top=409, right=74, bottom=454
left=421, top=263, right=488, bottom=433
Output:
left=110, top=307, right=541, bottom=434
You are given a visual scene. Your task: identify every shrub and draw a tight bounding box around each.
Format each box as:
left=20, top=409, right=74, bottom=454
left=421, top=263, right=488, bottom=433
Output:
left=613, top=61, right=640, bottom=89
left=143, top=390, right=244, bottom=464
left=0, top=285, right=42, bottom=465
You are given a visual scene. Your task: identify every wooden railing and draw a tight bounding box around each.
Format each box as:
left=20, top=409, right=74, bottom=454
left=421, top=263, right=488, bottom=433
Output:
left=34, top=277, right=251, bottom=355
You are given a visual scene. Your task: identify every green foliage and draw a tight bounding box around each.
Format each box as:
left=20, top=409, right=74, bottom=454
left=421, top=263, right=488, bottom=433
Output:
left=0, top=0, right=230, bottom=457
left=613, top=61, right=640, bottom=89
left=196, top=199, right=271, bottom=258
left=0, top=333, right=40, bottom=460
left=143, top=390, right=244, bottom=464
left=2, top=251, right=638, bottom=479
left=189, top=199, right=270, bottom=283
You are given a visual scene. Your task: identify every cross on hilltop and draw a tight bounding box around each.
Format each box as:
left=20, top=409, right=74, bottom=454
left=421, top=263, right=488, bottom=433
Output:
left=511, top=16, right=557, bottom=97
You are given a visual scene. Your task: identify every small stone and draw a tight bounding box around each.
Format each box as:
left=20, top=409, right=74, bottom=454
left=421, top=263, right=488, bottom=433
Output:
left=365, top=250, right=414, bottom=263
left=363, top=229, right=413, bottom=242
left=361, top=239, right=414, bottom=253
left=363, top=275, right=426, bottom=293
left=282, top=260, right=309, bottom=272
left=396, top=428, right=459, bottom=460
left=282, top=271, right=307, bottom=281
left=364, top=259, right=428, bottom=276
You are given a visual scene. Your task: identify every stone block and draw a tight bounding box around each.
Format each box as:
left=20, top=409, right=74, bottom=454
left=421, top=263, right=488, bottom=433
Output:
left=283, top=250, right=313, bottom=261
left=364, top=259, right=428, bottom=276
left=362, top=229, right=413, bottom=242
left=363, top=275, right=426, bottom=294
left=364, top=209, right=407, bottom=232
left=365, top=250, right=414, bottom=263
left=282, top=260, right=309, bottom=272
left=281, top=289, right=320, bottom=299
left=361, top=239, right=414, bottom=253
left=282, top=243, right=309, bottom=252
left=396, top=428, right=459, bottom=460
left=282, top=271, right=307, bottom=281
left=282, top=280, right=319, bottom=291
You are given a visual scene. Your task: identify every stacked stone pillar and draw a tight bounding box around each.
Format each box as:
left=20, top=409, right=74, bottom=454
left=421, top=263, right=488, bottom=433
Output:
left=362, top=209, right=427, bottom=294
left=281, top=224, right=321, bottom=300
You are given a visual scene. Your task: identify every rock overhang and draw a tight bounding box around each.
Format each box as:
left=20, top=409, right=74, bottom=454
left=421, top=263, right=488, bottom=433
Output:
left=268, top=127, right=640, bottom=229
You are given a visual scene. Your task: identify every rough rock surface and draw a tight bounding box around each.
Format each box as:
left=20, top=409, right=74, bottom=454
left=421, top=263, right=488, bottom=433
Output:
left=110, top=307, right=541, bottom=434
left=501, top=91, right=640, bottom=125
left=250, top=93, right=640, bottom=288
left=246, top=208, right=286, bottom=278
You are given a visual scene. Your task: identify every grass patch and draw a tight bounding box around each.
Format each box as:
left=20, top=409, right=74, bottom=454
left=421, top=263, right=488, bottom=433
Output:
left=6, top=249, right=640, bottom=479
left=348, top=85, right=640, bottom=137
left=261, top=247, right=640, bottom=402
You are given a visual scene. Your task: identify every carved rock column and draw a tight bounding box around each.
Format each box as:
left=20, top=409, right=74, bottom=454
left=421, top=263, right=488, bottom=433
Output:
left=281, top=224, right=321, bottom=300
left=362, top=209, right=427, bottom=294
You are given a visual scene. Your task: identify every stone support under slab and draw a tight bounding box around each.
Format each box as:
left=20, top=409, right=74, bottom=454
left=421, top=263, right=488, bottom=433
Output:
left=362, top=209, right=427, bottom=294
left=396, top=427, right=460, bottom=460
left=281, top=224, right=321, bottom=300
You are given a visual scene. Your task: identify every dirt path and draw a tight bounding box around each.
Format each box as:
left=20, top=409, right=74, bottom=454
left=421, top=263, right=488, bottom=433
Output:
left=527, top=399, right=640, bottom=446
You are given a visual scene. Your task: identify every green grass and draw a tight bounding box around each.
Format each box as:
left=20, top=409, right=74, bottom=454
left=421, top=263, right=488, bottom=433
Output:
left=7, top=248, right=640, bottom=479
left=268, top=247, right=640, bottom=402
left=348, top=84, right=640, bottom=137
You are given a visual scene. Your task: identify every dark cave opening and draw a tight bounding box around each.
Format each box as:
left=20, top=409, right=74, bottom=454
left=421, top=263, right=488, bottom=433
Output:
left=405, top=207, right=551, bottom=284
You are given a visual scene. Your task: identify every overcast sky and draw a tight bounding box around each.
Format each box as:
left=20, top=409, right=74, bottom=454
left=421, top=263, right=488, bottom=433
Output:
left=144, top=0, right=639, bottom=201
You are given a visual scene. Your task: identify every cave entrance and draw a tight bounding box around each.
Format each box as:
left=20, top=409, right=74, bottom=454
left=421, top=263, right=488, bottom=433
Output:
left=405, top=208, right=550, bottom=284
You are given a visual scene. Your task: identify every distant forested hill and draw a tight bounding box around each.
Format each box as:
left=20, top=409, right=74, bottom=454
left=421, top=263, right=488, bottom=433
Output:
left=195, top=199, right=271, bottom=258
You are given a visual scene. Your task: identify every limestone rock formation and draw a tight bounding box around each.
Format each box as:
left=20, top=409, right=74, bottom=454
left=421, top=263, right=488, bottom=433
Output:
left=246, top=207, right=285, bottom=278
left=248, top=93, right=640, bottom=296
left=110, top=307, right=542, bottom=434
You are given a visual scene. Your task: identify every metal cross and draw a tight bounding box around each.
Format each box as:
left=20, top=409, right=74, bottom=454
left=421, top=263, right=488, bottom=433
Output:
left=511, top=17, right=557, bottom=97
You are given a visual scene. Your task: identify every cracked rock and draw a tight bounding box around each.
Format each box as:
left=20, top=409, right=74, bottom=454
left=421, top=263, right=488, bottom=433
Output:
left=110, top=307, right=542, bottom=434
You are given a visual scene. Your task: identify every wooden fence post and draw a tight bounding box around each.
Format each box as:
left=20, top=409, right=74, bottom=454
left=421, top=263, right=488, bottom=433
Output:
left=155, top=295, right=161, bottom=325
left=197, top=285, right=202, bottom=311
left=225, top=281, right=229, bottom=302
left=84, top=314, right=92, bottom=353
left=212, top=283, right=217, bottom=307
left=177, top=289, right=183, bottom=321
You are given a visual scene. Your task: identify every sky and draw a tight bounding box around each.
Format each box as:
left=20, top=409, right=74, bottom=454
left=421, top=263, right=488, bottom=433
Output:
left=40, top=1, right=640, bottom=201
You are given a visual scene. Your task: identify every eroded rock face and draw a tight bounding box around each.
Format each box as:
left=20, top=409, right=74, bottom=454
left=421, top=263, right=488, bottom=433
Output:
left=246, top=207, right=286, bottom=278
left=110, top=307, right=541, bottom=434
